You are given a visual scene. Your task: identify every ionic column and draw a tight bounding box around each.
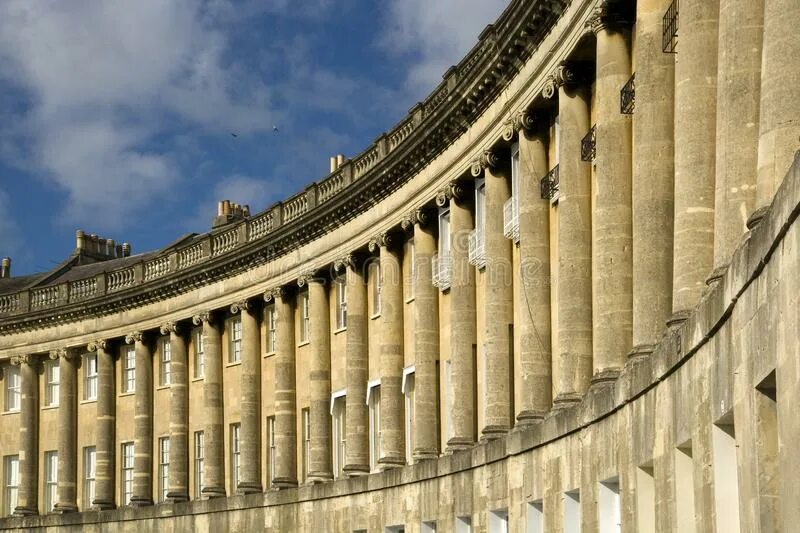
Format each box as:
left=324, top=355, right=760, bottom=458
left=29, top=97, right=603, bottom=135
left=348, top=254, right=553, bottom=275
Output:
left=510, top=114, right=552, bottom=423
left=232, top=300, right=262, bottom=493
left=88, top=340, right=115, bottom=509
left=301, top=274, right=332, bottom=482
left=125, top=331, right=153, bottom=507
left=671, top=0, right=719, bottom=318
left=589, top=5, right=633, bottom=380
left=474, top=150, right=513, bottom=439
left=631, top=0, right=675, bottom=354
left=754, top=0, right=800, bottom=221
left=439, top=180, right=477, bottom=451
left=162, top=322, right=189, bottom=502
left=409, top=209, right=439, bottom=459
left=543, top=64, right=593, bottom=406
left=192, top=312, right=225, bottom=498
left=712, top=0, right=763, bottom=267
left=370, top=233, right=405, bottom=467
left=12, top=354, right=39, bottom=516
left=265, top=288, right=298, bottom=488
left=53, top=348, right=78, bottom=513
left=336, top=255, right=369, bottom=475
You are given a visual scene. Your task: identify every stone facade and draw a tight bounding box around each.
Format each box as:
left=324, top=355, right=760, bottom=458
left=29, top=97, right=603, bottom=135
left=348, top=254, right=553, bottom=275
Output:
left=0, top=0, right=798, bottom=531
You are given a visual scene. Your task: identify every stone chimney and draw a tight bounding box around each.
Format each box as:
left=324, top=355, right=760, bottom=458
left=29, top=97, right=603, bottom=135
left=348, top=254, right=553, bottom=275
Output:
left=213, top=199, right=252, bottom=228
left=76, top=229, right=128, bottom=259
left=330, top=154, right=346, bottom=172
left=0, top=257, right=10, bottom=279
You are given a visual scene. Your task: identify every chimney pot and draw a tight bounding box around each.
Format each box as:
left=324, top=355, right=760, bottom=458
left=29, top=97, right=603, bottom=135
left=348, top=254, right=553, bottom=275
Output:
left=330, top=156, right=337, bottom=173
left=0, top=257, right=9, bottom=279
left=122, top=242, right=131, bottom=257
left=222, top=200, right=231, bottom=216
left=337, top=154, right=345, bottom=167
left=115, top=244, right=123, bottom=258
left=107, top=239, right=115, bottom=256
left=217, top=201, right=224, bottom=217
left=76, top=230, right=86, bottom=251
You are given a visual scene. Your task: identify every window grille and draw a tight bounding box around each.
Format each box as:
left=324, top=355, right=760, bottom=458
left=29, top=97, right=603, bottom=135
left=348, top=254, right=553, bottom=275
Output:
left=540, top=165, right=560, bottom=203
left=663, top=0, right=678, bottom=53
left=621, top=73, right=635, bottom=114
left=581, top=125, right=596, bottom=162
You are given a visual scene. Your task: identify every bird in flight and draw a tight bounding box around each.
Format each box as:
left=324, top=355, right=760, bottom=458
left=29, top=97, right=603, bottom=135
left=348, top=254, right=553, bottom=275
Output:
left=230, top=133, right=238, bottom=138
left=273, top=125, right=279, bottom=133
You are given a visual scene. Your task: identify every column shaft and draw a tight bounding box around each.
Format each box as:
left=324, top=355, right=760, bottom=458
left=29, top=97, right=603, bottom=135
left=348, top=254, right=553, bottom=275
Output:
left=713, top=0, right=763, bottom=267
left=632, top=0, right=675, bottom=352
left=343, top=262, right=369, bottom=474
left=482, top=164, right=513, bottom=438
left=307, top=279, right=332, bottom=482
left=13, top=357, right=38, bottom=516
left=272, top=291, right=298, bottom=488
left=448, top=194, right=477, bottom=451
left=166, top=326, right=189, bottom=502
left=237, top=305, right=262, bottom=493
left=592, top=18, right=633, bottom=379
left=671, top=0, right=719, bottom=316
left=755, top=0, right=800, bottom=214
left=130, top=335, right=153, bottom=506
left=517, top=127, right=552, bottom=422
left=197, top=315, right=225, bottom=497
left=413, top=221, right=440, bottom=459
left=555, top=82, right=593, bottom=406
left=91, top=342, right=115, bottom=509
left=55, top=352, right=78, bottom=512
left=378, top=241, right=405, bottom=467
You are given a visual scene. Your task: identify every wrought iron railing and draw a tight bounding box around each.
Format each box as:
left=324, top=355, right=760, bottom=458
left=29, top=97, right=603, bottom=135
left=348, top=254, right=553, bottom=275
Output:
left=503, top=196, right=520, bottom=244
left=468, top=229, right=486, bottom=269
left=431, top=252, right=452, bottom=291
left=662, top=0, right=678, bottom=53
left=540, top=165, right=560, bottom=203
left=581, top=125, right=596, bottom=162
left=621, top=73, right=635, bottom=114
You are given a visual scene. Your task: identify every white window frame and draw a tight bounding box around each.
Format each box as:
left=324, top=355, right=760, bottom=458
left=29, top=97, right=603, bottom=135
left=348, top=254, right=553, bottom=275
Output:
left=438, top=208, right=451, bottom=258
left=44, top=359, right=60, bottom=407
left=194, top=328, right=205, bottom=379
left=229, top=317, right=242, bottom=364
left=122, top=346, right=135, bottom=394
left=3, top=455, right=18, bottom=516
left=475, top=177, right=486, bottom=234
left=160, top=337, right=171, bottom=386
left=300, top=291, right=310, bottom=344
left=371, top=262, right=382, bottom=317
left=266, top=417, right=276, bottom=488
left=265, top=305, right=277, bottom=354
left=402, top=367, right=415, bottom=465
left=4, top=366, right=20, bottom=412
left=406, top=238, right=416, bottom=301
left=301, top=408, right=311, bottom=482
left=194, top=431, right=205, bottom=498
left=511, top=142, right=520, bottom=203
left=367, top=380, right=381, bottom=472
left=83, top=446, right=96, bottom=509
left=44, top=450, right=58, bottom=513
left=527, top=500, right=544, bottom=533
left=331, top=390, right=346, bottom=479
left=335, top=277, right=347, bottom=330
left=158, top=437, right=170, bottom=502
left=121, top=442, right=134, bottom=505
left=231, top=423, right=241, bottom=493
left=84, top=354, right=98, bottom=401
left=444, top=359, right=452, bottom=443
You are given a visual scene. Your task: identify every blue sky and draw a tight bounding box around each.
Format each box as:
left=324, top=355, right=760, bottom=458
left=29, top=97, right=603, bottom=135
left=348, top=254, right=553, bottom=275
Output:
left=0, top=0, right=508, bottom=276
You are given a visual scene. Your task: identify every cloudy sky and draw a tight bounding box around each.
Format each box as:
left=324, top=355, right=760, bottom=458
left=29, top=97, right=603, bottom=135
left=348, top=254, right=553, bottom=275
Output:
left=0, top=0, right=508, bottom=275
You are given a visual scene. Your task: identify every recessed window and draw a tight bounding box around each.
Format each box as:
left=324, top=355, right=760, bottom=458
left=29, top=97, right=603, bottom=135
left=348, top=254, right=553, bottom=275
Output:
left=336, top=277, right=347, bottom=330
left=194, top=431, right=205, bottom=498
left=403, top=369, right=415, bottom=465
left=488, top=508, right=508, bottom=533
left=443, top=360, right=452, bottom=443
left=455, top=516, right=472, bottom=533
left=300, top=292, right=310, bottom=344
left=475, top=178, right=486, bottom=234
left=368, top=383, right=381, bottom=471
left=599, top=478, right=620, bottom=533
left=4, top=366, right=20, bottom=412
left=265, top=305, right=277, bottom=354
left=160, top=337, right=171, bottom=386
left=527, top=500, right=544, bottom=533
left=406, top=239, right=416, bottom=301
left=230, top=423, right=241, bottom=493
left=371, top=262, right=382, bottom=317
left=44, top=359, right=60, bottom=407
left=301, top=408, right=311, bottom=483
left=122, top=346, right=135, bottom=394
left=266, top=417, right=276, bottom=488
left=194, top=328, right=205, bottom=379
left=438, top=209, right=451, bottom=258
left=44, top=451, right=58, bottom=513
left=332, top=393, right=346, bottom=479
left=3, top=455, right=19, bottom=516
left=121, top=442, right=134, bottom=505
left=564, top=489, right=581, bottom=533
left=84, top=354, right=98, bottom=401
left=158, top=437, right=170, bottom=502
left=83, top=446, right=96, bottom=509
left=228, top=317, right=242, bottom=364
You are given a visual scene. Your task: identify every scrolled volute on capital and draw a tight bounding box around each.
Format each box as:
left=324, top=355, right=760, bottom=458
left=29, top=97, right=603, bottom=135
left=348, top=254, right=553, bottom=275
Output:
left=10, top=354, right=33, bottom=367
left=229, top=300, right=251, bottom=314
left=333, top=254, right=356, bottom=273
left=297, top=270, right=321, bottom=287
left=435, top=179, right=468, bottom=207
left=49, top=347, right=79, bottom=361
left=470, top=149, right=500, bottom=177
left=192, top=311, right=214, bottom=326
left=125, top=331, right=145, bottom=345
left=159, top=321, right=181, bottom=336
left=87, top=339, right=107, bottom=353
left=501, top=109, right=537, bottom=141
left=541, top=62, right=577, bottom=99
left=263, top=287, right=287, bottom=303
left=368, top=232, right=398, bottom=253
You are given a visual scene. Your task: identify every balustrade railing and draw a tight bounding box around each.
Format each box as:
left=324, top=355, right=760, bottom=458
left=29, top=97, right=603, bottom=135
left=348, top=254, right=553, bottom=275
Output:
left=108, top=267, right=136, bottom=292
left=70, top=278, right=97, bottom=302
left=211, top=229, right=238, bottom=257
left=0, top=293, right=19, bottom=314
left=144, top=256, right=171, bottom=281
left=31, top=286, right=58, bottom=310
left=177, top=243, right=204, bottom=269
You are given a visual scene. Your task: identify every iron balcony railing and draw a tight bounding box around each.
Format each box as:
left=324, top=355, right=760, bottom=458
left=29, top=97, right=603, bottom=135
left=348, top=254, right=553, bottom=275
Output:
left=468, top=229, right=486, bottom=269
left=621, top=73, right=635, bottom=114
left=540, top=165, right=560, bottom=203
left=431, top=252, right=453, bottom=291
left=503, top=196, right=520, bottom=244
left=581, top=125, right=596, bottom=162
left=662, top=0, right=678, bottom=53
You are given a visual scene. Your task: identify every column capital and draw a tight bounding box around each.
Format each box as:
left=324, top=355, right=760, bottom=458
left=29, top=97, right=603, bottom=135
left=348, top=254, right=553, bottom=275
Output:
left=435, top=179, right=469, bottom=207
left=501, top=109, right=537, bottom=141
left=263, top=286, right=288, bottom=303
left=86, top=340, right=107, bottom=353
left=585, top=1, right=630, bottom=35
left=333, top=253, right=356, bottom=273
left=229, top=300, right=253, bottom=314
left=159, top=321, right=182, bottom=336
left=470, top=149, right=500, bottom=177
left=541, top=62, right=578, bottom=99
left=401, top=208, right=434, bottom=231
left=10, top=354, right=34, bottom=367
left=48, top=348, right=79, bottom=361
left=192, top=311, right=215, bottom=326
left=297, top=271, right=323, bottom=287
left=368, top=232, right=400, bottom=253
left=124, top=331, right=145, bottom=345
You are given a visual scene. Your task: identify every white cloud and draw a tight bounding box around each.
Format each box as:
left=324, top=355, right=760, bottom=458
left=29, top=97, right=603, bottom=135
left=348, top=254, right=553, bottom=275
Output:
left=0, top=0, right=273, bottom=230
left=380, top=0, right=509, bottom=97
left=184, top=174, right=275, bottom=233
left=0, top=188, right=20, bottom=256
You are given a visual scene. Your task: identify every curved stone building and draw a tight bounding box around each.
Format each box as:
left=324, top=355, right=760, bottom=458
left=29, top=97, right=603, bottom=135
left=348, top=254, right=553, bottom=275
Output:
left=0, top=0, right=798, bottom=531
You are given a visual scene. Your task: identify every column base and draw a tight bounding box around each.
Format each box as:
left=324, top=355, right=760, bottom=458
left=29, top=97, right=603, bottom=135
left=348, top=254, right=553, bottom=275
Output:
left=666, top=309, right=691, bottom=329
left=12, top=506, right=38, bottom=517
left=272, top=477, right=299, bottom=489
left=129, top=496, right=154, bottom=508
left=236, top=482, right=262, bottom=495
left=412, top=448, right=439, bottom=462
left=515, top=410, right=546, bottom=426
left=746, top=206, right=769, bottom=229
left=552, top=392, right=582, bottom=410
left=705, top=265, right=728, bottom=286
left=590, top=368, right=620, bottom=387
left=378, top=455, right=406, bottom=470
left=166, top=491, right=189, bottom=503
left=343, top=464, right=370, bottom=477
left=480, top=424, right=510, bottom=441
left=627, top=344, right=655, bottom=360
left=201, top=486, right=227, bottom=499
left=91, top=499, right=116, bottom=511
left=53, top=503, right=78, bottom=514
left=445, top=437, right=474, bottom=454
left=306, top=471, right=333, bottom=484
